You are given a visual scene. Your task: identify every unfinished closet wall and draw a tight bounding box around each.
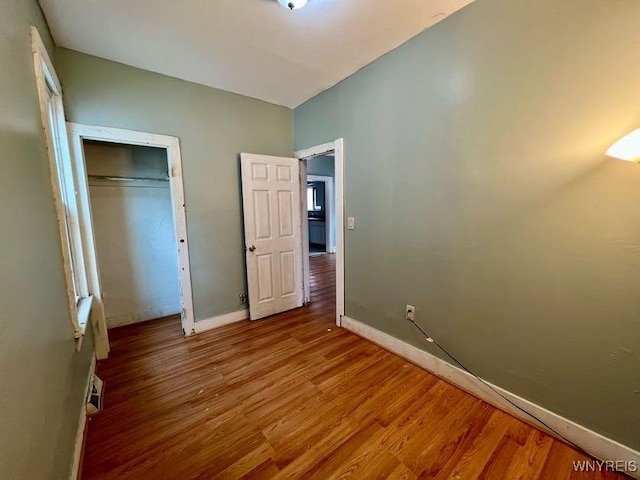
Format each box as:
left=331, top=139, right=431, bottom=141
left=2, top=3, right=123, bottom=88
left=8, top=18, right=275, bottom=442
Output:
left=84, top=141, right=181, bottom=328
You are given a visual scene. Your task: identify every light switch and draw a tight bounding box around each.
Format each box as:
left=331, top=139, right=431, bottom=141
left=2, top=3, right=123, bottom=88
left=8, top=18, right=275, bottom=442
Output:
left=347, top=217, right=355, bottom=230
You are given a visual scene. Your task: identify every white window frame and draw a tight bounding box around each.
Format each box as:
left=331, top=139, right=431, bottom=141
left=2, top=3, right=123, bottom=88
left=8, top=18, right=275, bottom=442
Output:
left=31, top=27, right=92, bottom=340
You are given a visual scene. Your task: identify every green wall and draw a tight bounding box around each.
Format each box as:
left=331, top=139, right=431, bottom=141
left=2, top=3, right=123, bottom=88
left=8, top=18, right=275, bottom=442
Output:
left=295, top=0, right=640, bottom=449
left=56, top=49, right=293, bottom=321
left=307, top=155, right=335, bottom=178
left=0, top=1, right=95, bottom=478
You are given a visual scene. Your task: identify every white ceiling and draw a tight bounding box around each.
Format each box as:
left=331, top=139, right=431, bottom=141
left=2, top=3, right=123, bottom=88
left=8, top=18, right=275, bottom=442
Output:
left=40, top=0, right=474, bottom=108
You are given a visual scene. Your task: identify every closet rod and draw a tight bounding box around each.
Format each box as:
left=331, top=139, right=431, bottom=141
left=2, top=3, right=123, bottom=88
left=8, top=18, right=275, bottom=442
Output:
left=87, top=174, right=169, bottom=182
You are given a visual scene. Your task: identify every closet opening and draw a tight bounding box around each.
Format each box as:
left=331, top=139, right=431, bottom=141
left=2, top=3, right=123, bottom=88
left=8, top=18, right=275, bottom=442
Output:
left=83, top=140, right=182, bottom=331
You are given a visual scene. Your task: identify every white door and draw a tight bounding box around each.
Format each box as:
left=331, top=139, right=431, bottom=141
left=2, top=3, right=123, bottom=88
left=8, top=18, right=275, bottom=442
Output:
left=241, top=153, right=303, bottom=320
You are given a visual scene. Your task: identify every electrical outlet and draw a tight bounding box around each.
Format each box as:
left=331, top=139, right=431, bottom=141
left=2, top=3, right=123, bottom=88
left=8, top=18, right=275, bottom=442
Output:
left=239, top=293, right=247, bottom=304
left=405, top=304, right=415, bottom=321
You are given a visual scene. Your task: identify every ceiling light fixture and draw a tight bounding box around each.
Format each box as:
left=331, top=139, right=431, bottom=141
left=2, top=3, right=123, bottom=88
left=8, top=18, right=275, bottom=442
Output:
left=606, top=128, right=640, bottom=162
left=278, top=0, right=308, bottom=10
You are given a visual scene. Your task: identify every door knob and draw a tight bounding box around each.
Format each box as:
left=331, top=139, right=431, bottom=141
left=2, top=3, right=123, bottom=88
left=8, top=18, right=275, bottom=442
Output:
left=247, top=245, right=256, bottom=252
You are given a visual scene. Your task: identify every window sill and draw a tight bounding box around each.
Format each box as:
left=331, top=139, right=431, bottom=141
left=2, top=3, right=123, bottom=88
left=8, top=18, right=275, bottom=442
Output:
left=74, top=295, right=93, bottom=350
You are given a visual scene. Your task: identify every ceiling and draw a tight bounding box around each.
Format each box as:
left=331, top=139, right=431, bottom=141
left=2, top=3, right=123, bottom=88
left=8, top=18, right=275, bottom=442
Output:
left=39, top=0, right=474, bottom=108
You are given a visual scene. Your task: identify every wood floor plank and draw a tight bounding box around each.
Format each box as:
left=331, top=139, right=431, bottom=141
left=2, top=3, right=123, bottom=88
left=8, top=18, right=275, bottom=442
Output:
left=478, top=434, right=522, bottom=480
left=391, top=394, right=490, bottom=475
left=81, top=254, right=627, bottom=480
left=445, top=410, right=514, bottom=479
left=274, top=421, right=384, bottom=480
left=504, top=429, right=554, bottom=480
left=209, top=441, right=276, bottom=479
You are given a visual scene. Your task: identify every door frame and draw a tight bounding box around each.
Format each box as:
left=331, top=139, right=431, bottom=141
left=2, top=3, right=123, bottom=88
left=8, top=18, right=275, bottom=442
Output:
left=67, top=123, right=196, bottom=358
left=307, top=175, right=335, bottom=254
left=295, top=139, right=345, bottom=327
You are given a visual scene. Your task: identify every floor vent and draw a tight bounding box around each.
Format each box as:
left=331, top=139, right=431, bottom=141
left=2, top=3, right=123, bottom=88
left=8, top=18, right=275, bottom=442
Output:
left=86, top=374, right=104, bottom=415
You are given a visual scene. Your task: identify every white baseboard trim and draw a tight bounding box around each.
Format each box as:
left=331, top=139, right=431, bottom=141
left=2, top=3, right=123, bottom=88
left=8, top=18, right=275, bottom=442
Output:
left=194, top=309, right=249, bottom=333
left=106, top=304, right=181, bottom=329
left=342, top=316, right=640, bottom=477
left=69, top=354, right=96, bottom=480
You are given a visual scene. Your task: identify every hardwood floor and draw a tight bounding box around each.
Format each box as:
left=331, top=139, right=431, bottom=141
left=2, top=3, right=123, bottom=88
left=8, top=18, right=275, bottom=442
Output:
left=82, top=254, right=624, bottom=479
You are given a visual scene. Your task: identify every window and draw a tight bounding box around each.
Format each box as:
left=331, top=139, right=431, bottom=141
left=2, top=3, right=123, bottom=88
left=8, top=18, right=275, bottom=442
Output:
left=307, top=185, right=315, bottom=211
left=32, top=27, right=92, bottom=339
left=307, top=184, right=322, bottom=211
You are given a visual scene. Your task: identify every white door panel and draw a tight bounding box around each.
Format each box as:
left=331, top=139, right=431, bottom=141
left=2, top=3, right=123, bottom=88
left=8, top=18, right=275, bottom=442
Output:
left=241, top=154, right=303, bottom=320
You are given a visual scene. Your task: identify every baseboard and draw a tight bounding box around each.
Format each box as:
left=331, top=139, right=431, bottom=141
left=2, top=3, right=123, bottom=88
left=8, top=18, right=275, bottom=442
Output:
left=69, top=354, right=96, bottom=480
left=106, top=304, right=181, bottom=329
left=194, top=309, right=249, bottom=333
left=342, top=316, right=640, bottom=478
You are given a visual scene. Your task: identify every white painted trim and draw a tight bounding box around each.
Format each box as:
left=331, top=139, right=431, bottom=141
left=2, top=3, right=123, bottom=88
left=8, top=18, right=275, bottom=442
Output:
left=30, top=26, right=61, bottom=91
left=335, top=139, right=345, bottom=327
left=307, top=175, right=335, bottom=254
left=106, top=304, right=182, bottom=329
left=300, top=160, right=311, bottom=304
left=32, top=26, right=90, bottom=343
left=67, top=130, right=109, bottom=359
left=193, top=309, right=248, bottom=333
left=295, top=139, right=345, bottom=327
left=67, top=123, right=196, bottom=359
left=342, top=316, right=640, bottom=477
left=295, top=141, right=336, bottom=160
left=75, top=295, right=93, bottom=339
left=69, top=355, right=96, bottom=480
